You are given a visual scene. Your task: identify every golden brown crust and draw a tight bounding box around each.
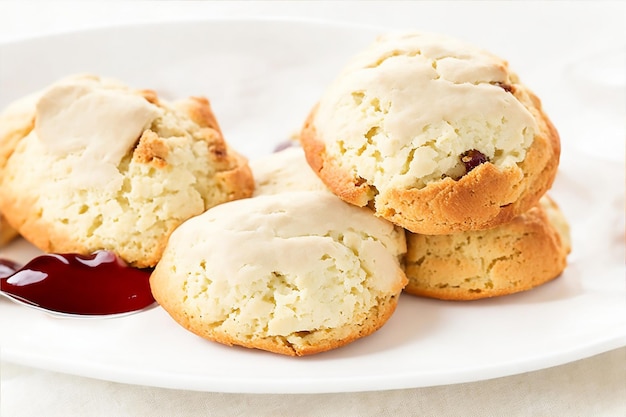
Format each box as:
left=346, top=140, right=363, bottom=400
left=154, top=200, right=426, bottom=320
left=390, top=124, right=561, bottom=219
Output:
left=0, top=184, right=180, bottom=268
left=214, top=149, right=255, bottom=200
left=0, top=80, right=255, bottom=268
left=138, top=89, right=160, bottom=105
left=0, top=190, right=47, bottom=251
left=149, top=191, right=406, bottom=356
left=403, top=196, right=571, bottom=300
left=300, top=87, right=560, bottom=235
left=0, top=213, right=18, bottom=246
left=217, top=295, right=400, bottom=356
left=0, top=154, right=253, bottom=269
left=151, top=262, right=402, bottom=356
left=133, top=129, right=170, bottom=168
left=0, top=104, right=33, bottom=247
left=157, top=294, right=400, bottom=356
left=301, top=107, right=374, bottom=207
left=0, top=108, right=35, bottom=173
left=179, top=96, right=223, bottom=134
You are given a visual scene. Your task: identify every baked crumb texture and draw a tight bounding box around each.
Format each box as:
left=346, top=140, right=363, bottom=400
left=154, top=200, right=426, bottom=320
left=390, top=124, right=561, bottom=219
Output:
left=404, top=196, right=571, bottom=300
left=301, top=31, right=560, bottom=234
left=0, top=74, right=254, bottom=267
left=150, top=191, right=408, bottom=356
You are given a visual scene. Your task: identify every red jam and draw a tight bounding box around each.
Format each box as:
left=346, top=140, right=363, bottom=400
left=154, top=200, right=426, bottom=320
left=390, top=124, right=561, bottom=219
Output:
left=0, top=251, right=154, bottom=316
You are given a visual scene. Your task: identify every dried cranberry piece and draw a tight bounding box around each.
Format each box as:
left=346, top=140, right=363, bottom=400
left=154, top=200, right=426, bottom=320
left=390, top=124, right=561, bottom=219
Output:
left=460, top=149, right=489, bottom=173
left=494, top=82, right=515, bottom=93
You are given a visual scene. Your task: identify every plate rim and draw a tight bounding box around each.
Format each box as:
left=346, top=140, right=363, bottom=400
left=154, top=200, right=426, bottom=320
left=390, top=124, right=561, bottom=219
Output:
left=0, top=16, right=625, bottom=394
left=0, top=15, right=390, bottom=46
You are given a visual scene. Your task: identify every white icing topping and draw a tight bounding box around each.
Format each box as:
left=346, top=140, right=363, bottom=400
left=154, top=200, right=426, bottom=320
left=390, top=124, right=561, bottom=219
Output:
left=250, top=147, right=329, bottom=196
left=314, top=31, right=538, bottom=190
left=163, top=191, right=406, bottom=337
left=33, top=75, right=160, bottom=187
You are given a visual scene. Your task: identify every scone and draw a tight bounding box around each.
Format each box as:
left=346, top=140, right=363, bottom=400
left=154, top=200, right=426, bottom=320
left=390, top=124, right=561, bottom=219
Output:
left=404, top=196, right=571, bottom=300
left=0, top=74, right=254, bottom=268
left=250, top=146, right=329, bottom=196
left=0, top=213, right=18, bottom=246
left=150, top=191, right=408, bottom=356
left=301, top=31, right=560, bottom=234
left=0, top=92, right=35, bottom=247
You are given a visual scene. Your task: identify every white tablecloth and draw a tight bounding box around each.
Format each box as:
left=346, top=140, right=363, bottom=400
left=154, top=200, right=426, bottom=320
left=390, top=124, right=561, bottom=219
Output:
left=1, top=347, right=624, bottom=417
left=1, top=1, right=624, bottom=416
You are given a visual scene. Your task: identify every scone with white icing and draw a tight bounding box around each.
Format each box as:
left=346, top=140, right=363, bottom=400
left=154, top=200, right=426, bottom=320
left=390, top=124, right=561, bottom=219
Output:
left=404, top=195, right=571, bottom=300
left=251, top=146, right=329, bottom=196
left=301, top=32, right=560, bottom=234
left=150, top=191, right=408, bottom=356
left=0, top=74, right=254, bottom=267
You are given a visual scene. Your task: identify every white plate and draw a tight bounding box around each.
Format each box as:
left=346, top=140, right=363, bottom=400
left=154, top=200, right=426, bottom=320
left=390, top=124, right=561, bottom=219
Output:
left=0, top=19, right=624, bottom=394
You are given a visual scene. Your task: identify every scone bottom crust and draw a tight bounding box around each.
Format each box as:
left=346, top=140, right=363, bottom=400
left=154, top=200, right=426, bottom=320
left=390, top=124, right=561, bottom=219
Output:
left=149, top=192, right=408, bottom=356
left=403, top=196, right=571, bottom=300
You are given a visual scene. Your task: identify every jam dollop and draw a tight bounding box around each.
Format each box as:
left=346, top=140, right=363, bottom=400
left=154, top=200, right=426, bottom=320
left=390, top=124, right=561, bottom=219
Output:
left=0, top=251, right=154, bottom=316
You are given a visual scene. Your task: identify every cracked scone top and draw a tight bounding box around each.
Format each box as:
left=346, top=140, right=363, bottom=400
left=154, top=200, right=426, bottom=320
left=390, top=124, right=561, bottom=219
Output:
left=250, top=146, right=330, bottom=196
left=150, top=191, right=408, bottom=356
left=0, top=74, right=254, bottom=267
left=301, top=32, right=560, bottom=234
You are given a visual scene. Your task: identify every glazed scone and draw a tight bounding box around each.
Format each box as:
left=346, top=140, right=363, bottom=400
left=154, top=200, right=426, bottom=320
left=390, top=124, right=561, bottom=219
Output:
left=251, top=146, right=329, bottom=196
left=0, top=74, right=254, bottom=268
left=301, top=31, right=560, bottom=234
left=404, top=196, right=571, bottom=300
left=150, top=191, right=408, bottom=356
